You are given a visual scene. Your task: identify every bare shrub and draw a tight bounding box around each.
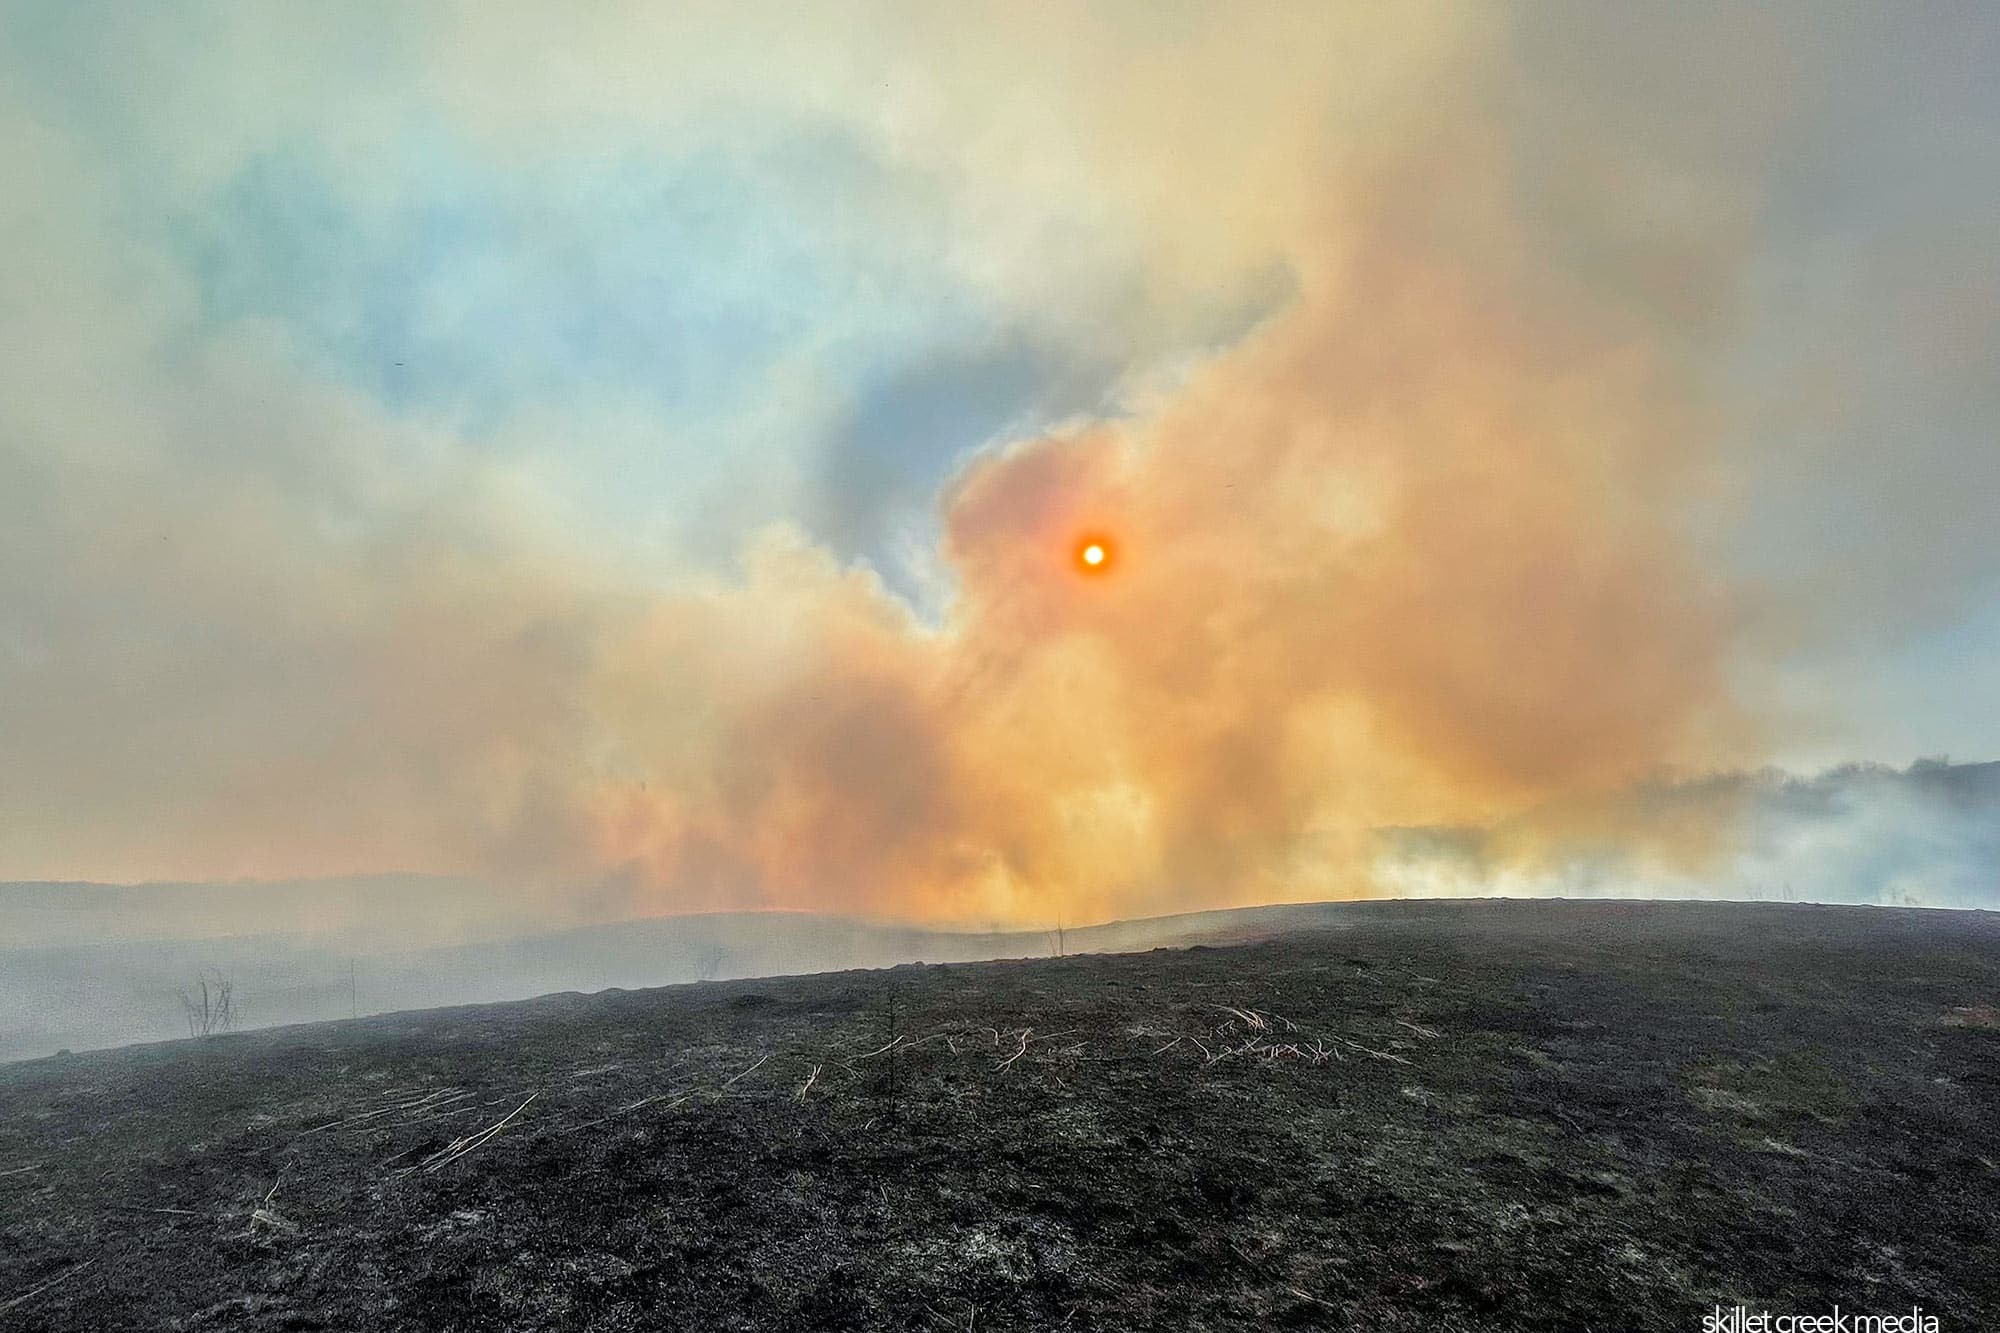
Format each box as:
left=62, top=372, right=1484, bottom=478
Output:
left=178, top=969, right=234, bottom=1038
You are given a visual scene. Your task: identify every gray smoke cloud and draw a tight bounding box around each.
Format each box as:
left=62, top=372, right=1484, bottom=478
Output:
left=1375, top=760, right=2000, bottom=910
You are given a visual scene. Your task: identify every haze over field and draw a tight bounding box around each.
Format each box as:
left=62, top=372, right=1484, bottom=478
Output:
left=2, top=3, right=1997, bottom=937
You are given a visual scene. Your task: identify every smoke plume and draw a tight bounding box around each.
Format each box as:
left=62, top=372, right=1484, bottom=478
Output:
left=1, top=3, right=1994, bottom=926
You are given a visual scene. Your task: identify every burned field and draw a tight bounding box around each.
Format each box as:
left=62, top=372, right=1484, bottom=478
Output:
left=2, top=900, right=1997, bottom=1331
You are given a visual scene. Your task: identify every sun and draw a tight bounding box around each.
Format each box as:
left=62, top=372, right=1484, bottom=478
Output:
left=1072, top=533, right=1116, bottom=576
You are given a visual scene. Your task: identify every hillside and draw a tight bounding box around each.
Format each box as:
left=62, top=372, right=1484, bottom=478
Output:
left=0, top=898, right=1350, bottom=1063
left=2, top=899, right=1997, bottom=1330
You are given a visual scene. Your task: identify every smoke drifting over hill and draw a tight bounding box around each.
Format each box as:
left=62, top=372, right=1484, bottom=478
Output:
left=1, top=5, right=1995, bottom=926
left=1374, top=760, right=2000, bottom=910
left=3, top=760, right=1994, bottom=1061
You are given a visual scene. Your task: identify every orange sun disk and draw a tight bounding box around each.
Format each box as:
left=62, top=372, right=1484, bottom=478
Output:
left=1073, top=534, right=1115, bottom=576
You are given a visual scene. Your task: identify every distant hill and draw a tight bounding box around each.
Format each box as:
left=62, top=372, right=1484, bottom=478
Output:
left=0, top=899, right=1367, bottom=1062
left=5, top=759, right=1994, bottom=1062
left=0, top=874, right=539, bottom=951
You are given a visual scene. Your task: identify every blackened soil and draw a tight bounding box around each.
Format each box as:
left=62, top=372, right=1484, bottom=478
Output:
left=2, top=899, right=1997, bottom=1331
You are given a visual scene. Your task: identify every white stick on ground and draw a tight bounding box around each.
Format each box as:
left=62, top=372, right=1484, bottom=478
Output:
left=553, top=1091, right=694, bottom=1138
left=0, top=1260, right=95, bottom=1315
left=1219, top=1006, right=1267, bottom=1032
left=265, top=1170, right=287, bottom=1205
left=1334, top=1036, right=1412, bottom=1065
left=299, top=1087, right=470, bottom=1137
left=421, top=1092, right=540, bottom=1173
left=719, top=1054, right=771, bottom=1089
left=852, top=1034, right=906, bottom=1062
left=996, top=1029, right=1032, bottom=1070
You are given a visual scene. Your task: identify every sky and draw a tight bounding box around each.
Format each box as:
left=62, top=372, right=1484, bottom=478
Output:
left=0, top=2, right=1995, bottom=927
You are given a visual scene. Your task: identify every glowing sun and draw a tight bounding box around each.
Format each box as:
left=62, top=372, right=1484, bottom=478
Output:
left=1073, top=534, right=1115, bottom=575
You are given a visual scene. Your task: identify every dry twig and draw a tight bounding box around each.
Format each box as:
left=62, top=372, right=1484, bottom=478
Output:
left=553, top=1092, right=692, bottom=1138
left=420, top=1092, right=540, bottom=1173
left=996, top=1029, right=1032, bottom=1070
left=720, top=1054, right=771, bottom=1089
left=0, top=1260, right=95, bottom=1315
left=1334, top=1036, right=1411, bottom=1065
left=299, top=1087, right=470, bottom=1137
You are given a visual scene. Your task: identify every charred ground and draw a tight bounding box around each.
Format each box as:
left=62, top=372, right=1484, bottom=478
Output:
left=2, top=899, right=1997, bottom=1331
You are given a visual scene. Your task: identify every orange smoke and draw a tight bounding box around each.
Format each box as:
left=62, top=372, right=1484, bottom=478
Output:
left=558, top=154, right=1748, bottom=927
